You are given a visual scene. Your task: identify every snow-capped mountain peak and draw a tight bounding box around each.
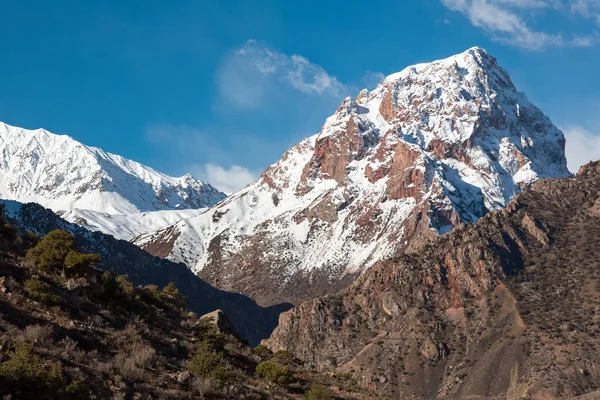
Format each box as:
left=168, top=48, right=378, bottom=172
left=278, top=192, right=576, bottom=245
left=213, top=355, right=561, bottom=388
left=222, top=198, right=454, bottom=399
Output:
left=0, top=121, right=225, bottom=215
left=135, top=48, right=569, bottom=306
left=0, top=122, right=226, bottom=239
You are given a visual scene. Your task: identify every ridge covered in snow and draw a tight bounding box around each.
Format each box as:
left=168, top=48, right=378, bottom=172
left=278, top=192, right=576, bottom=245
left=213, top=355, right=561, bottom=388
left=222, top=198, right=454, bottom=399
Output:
left=0, top=122, right=226, bottom=238
left=135, top=47, right=569, bottom=306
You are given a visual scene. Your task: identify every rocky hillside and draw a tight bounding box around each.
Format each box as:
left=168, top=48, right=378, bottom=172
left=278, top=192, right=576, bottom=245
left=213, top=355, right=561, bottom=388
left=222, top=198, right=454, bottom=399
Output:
left=2, top=200, right=288, bottom=346
left=0, top=212, right=371, bottom=399
left=0, top=121, right=226, bottom=239
left=135, top=47, right=569, bottom=306
left=264, top=161, right=600, bottom=399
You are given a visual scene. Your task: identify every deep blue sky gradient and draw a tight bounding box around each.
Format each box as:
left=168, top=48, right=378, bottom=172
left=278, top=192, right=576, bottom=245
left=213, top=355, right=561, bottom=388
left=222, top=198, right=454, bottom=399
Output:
left=1, top=0, right=598, bottom=182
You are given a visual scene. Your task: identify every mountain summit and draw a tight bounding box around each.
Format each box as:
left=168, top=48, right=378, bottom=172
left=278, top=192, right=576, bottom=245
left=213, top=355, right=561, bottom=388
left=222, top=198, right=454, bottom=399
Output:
left=135, top=47, right=569, bottom=305
left=0, top=122, right=226, bottom=239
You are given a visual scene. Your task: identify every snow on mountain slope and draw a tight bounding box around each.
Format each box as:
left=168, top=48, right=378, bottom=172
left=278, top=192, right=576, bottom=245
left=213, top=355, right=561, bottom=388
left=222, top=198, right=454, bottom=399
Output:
left=61, top=208, right=203, bottom=241
left=0, top=121, right=225, bottom=214
left=134, top=47, right=569, bottom=306
left=0, top=122, right=226, bottom=238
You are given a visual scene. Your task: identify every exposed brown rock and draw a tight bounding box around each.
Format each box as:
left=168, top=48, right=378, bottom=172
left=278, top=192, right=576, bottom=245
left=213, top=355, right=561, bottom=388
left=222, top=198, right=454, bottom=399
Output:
left=199, top=309, right=239, bottom=337
left=138, top=225, right=181, bottom=259
left=356, top=88, right=369, bottom=104
left=385, top=140, right=424, bottom=200
left=378, top=87, right=396, bottom=121
left=265, top=161, right=600, bottom=399
left=299, top=117, right=361, bottom=186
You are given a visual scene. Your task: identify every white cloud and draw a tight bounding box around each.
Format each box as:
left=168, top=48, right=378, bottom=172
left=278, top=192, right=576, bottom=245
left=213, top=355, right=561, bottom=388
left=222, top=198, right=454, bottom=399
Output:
left=564, top=126, right=600, bottom=172
left=440, top=0, right=598, bottom=50
left=572, top=0, right=600, bottom=15
left=217, top=40, right=353, bottom=108
left=571, top=0, right=600, bottom=26
left=191, top=164, right=258, bottom=194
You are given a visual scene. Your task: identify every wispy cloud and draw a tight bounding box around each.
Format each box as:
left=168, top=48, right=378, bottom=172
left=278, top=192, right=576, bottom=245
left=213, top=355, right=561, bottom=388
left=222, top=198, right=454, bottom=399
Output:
left=441, top=0, right=598, bottom=50
left=217, top=40, right=355, bottom=109
left=145, top=123, right=303, bottom=192
left=189, top=163, right=258, bottom=194
left=564, top=126, right=600, bottom=172
left=571, top=0, right=600, bottom=23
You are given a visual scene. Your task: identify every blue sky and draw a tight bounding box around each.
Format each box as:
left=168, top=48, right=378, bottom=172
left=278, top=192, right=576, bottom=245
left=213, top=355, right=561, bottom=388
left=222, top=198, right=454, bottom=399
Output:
left=1, top=0, right=599, bottom=192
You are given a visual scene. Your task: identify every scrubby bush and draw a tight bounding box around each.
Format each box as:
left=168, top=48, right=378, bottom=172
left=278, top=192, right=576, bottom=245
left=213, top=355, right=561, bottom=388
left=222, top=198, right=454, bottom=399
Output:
left=100, top=272, right=119, bottom=297
left=305, top=383, right=333, bottom=400
left=20, top=324, right=54, bottom=347
left=253, top=344, right=273, bottom=360
left=115, top=274, right=135, bottom=297
left=24, top=279, right=60, bottom=305
left=256, top=361, right=293, bottom=385
left=140, top=284, right=163, bottom=306
left=0, top=222, right=17, bottom=241
left=64, top=251, right=101, bottom=272
left=188, top=341, right=226, bottom=381
left=0, top=343, right=58, bottom=385
left=0, top=343, right=88, bottom=399
left=161, top=282, right=187, bottom=309
left=139, top=282, right=187, bottom=310
left=274, top=349, right=300, bottom=366
left=26, top=230, right=100, bottom=275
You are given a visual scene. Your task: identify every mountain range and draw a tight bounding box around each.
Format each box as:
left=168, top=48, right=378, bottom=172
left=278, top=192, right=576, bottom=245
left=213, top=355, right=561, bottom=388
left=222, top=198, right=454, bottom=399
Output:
left=0, top=46, right=598, bottom=399
left=0, top=122, right=226, bottom=240
left=134, top=47, right=569, bottom=306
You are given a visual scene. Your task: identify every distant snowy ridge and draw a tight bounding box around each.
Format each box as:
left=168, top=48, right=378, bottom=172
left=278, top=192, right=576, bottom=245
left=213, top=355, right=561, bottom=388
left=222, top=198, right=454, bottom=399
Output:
left=135, top=47, right=570, bottom=306
left=61, top=208, right=204, bottom=241
left=0, top=121, right=226, bottom=238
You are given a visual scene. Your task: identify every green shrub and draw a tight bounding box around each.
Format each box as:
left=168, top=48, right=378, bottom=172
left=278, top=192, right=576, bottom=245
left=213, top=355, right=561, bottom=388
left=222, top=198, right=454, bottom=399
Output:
left=253, top=344, right=273, bottom=360
left=256, top=361, right=293, bottom=385
left=26, top=230, right=75, bottom=272
left=305, top=384, right=333, bottom=400
left=63, top=380, right=90, bottom=399
left=101, top=273, right=139, bottom=306
left=24, top=279, right=60, bottom=305
left=64, top=251, right=101, bottom=271
left=22, top=230, right=40, bottom=249
left=26, top=230, right=100, bottom=275
left=115, top=275, right=135, bottom=297
left=0, top=222, right=17, bottom=241
left=100, top=272, right=119, bottom=297
left=161, top=282, right=187, bottom=309
left=273, top=349, right=300, bottom=366
left=0, top=343, right=89, bottom=398
left=140, top=284, right=163, bottom=307
left=188, top=341, right=226, bottom=381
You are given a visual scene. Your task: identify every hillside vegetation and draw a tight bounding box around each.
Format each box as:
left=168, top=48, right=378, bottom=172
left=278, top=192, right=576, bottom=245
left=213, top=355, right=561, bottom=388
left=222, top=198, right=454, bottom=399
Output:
left=0, top=206, right=370, bottom=399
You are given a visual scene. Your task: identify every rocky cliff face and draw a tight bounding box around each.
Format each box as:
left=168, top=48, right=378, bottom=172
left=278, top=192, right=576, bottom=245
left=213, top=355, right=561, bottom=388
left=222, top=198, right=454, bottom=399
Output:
left=135, top=47, right=569, bottom=306
left=264, top=162, right=600, bottom=399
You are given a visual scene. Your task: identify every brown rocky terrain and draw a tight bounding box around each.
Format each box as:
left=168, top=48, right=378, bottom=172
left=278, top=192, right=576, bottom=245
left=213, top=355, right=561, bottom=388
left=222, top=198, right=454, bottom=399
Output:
left=264, top=161, right=600, bottom=399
